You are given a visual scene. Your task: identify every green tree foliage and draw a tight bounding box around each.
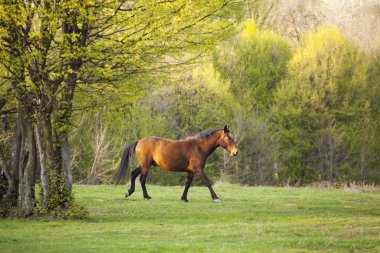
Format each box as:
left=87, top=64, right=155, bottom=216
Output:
left=213, top=21, right=292, bottom=111
left=272, top=27, right=380, bottom=184
left=211, top=21, right=292, bottom=185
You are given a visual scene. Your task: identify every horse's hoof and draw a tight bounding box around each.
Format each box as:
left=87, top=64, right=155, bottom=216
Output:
left=144, top=196, right=152, bottom=200
left=213, top=198, right=221, bottom=203
left=181, top=198, right=189, bottom=203
left=125, top=192, right=130, bottom=198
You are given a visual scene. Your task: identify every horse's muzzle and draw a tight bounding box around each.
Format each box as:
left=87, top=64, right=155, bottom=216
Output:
left=230, top=149, right=239, bottom=157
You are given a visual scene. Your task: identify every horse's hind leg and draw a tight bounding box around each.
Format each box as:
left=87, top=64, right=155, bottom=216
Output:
left=140, top=166, right=152, bottom=200
left=125, top=166, right=141, bottom=198
left=181, top=172, right=194, bottom=202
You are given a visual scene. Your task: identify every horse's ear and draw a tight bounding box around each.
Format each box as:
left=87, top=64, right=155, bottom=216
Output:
left=224, top=125, right=230, bottom=132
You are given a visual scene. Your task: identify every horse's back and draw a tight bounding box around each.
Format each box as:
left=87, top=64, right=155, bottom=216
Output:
left=137, top=136, right=176, bottom=148
left=135, top=136, right=193, bottom=171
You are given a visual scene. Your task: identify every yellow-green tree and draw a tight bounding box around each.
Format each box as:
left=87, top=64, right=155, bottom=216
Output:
left=0, top=0, right=241, bottom=216
left=273, top=27, right=380, bottom=184
left=214, top=21, right=292, bottom=111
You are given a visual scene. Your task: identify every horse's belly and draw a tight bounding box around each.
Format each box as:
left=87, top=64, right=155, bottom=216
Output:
left=159, top=161, right=188, bottom=171
left=154, top=155, right=189, bottom=172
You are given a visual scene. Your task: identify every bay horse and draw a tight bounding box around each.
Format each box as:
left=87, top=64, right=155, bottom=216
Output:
left=115, top=125, right=239, bottom=202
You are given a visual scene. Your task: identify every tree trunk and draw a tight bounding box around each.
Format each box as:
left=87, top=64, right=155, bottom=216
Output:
left=18, top=113, right=27, bottom=207
left=0, top=153, right=9, bottom=200
left=43, top=117, right=57, bottom=179
left=21, top=119, right=37, bottom=213
left=6, top=118, right=22, bottom=205
left=35, top=121, right=50, bottom=209
left=59, top=133, right=72, bottom=192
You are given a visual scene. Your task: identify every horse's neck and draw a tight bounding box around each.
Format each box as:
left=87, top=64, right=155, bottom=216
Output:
left=197, top=131, right=221, bottom=156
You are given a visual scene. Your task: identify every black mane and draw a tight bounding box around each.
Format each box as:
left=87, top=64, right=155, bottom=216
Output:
left=195, top=128, right=223, bottom=140
left=181, top=128, right=223, bottom=141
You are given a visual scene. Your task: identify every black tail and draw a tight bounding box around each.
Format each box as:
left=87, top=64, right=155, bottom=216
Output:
left=115, top=141, right=138, bottom=185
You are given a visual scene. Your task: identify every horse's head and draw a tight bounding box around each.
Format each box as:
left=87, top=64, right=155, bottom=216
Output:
left=218, top=125, right=239, bottom=156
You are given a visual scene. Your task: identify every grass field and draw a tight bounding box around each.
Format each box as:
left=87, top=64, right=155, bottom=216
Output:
left=0, top=184, right=379, bottom=252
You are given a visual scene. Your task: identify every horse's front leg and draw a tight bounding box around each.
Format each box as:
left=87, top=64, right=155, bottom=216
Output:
left=181, top=172, right=194, bottom=202
left=197, top=168, right=220, bottom=202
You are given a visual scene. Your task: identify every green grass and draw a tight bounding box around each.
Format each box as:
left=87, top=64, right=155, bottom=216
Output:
left=1, top=184, right=379, bottom=252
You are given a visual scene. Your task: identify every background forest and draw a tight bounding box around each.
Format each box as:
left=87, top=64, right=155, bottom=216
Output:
left=1, top=0, right=380, bottom=216
left=69, top=0, right=380, bottom=186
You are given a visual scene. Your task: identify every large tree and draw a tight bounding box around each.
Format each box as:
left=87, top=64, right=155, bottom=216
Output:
left=0, top=0, right=241, bottom=215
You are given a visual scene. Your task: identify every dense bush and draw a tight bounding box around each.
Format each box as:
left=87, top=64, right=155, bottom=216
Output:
left=34, top=177, right=88, bottom=220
